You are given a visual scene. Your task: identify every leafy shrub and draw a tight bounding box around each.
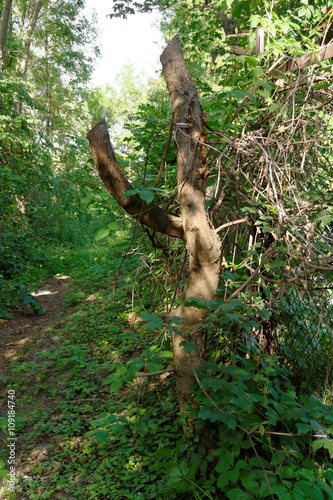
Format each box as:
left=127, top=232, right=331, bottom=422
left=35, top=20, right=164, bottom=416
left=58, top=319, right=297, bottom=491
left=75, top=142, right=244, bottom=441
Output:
left=155, top=346, right=333, bottom=499
left=0, top=279, right=44, bottom=318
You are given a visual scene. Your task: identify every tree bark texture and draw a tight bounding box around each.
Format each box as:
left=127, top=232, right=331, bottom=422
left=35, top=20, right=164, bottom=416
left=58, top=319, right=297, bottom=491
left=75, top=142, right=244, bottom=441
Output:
left=87, top=34, right=221, bottom=411
left=160, top=35, right=221, bottom=409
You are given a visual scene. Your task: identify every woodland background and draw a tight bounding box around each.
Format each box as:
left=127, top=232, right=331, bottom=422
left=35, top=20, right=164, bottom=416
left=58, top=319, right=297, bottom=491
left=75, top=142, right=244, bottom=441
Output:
left=1, top=0, right=333, bottom=499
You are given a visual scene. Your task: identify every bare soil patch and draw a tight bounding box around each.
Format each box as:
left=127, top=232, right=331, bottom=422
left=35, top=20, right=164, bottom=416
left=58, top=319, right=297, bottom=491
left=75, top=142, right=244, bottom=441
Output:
left=0, top=276, right=72, bottom=363
left=0, top=276, right=73, bottom=499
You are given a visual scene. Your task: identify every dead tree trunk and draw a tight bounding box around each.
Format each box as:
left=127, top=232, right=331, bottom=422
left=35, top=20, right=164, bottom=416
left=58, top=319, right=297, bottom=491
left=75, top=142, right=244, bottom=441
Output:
left=87, top=34, right=221, bottom=412
left=160, top=35, right=221, bottom=410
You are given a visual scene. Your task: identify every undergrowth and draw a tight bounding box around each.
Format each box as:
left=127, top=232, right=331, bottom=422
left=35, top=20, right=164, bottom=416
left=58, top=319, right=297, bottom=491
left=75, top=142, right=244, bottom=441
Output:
left=1, top=240, right=333, bottom=499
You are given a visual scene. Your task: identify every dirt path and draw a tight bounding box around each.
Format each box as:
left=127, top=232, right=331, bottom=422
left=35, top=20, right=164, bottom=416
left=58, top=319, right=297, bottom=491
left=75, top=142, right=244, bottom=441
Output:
left=0, top=276, right=72, bottom=499
left=0, top=276, right=71, bottom=363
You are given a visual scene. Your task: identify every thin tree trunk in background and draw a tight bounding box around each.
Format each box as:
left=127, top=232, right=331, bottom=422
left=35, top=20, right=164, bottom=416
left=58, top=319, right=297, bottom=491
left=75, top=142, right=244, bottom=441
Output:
left=160, top=35, right=221, bottom=410
left=20, top=0, right=44, bottom=74
left=0, top=0, right=13, bottom=65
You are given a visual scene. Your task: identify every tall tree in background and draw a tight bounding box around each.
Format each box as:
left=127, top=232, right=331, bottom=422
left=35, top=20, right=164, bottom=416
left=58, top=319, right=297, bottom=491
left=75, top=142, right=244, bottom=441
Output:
left=0, top=0, right=101, bottom=299
left=0, top=0, right=13, bottom=64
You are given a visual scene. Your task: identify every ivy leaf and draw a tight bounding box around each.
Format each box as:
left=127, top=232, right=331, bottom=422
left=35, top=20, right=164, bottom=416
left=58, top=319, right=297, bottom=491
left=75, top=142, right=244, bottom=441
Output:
left=111, top=423, right=126, bottom=435
left=198, top=406, right=223, bottom=423
left=200, top=377, right=225, bottom=391
left=147, top=363, right=163, bottom=373
left=121, top=188, right=155, bottom=203
left=105, top=415, right=118, bottom=425
left=241, top=470, right=261, bottom=493
left=221, top=271, right=240, bottom=279
left=156, top=448, right=173, bottom=459
left=217, top=471, right=230, bottom=488
left=220, top=412, right=237, bottom=430
left=167, top=464, right=190, bottom=493
left=184, top=297, right=217, bottom=309
left=296, top=423, right=314, bottom=434
left=109, top=379, right=123, bottom=393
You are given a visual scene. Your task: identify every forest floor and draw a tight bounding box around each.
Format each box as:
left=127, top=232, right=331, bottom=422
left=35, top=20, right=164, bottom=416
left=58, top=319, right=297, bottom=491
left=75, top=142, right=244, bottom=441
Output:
left=0, top=261, right=180, bottom=500
left=1, top=252, right=333, bottom=500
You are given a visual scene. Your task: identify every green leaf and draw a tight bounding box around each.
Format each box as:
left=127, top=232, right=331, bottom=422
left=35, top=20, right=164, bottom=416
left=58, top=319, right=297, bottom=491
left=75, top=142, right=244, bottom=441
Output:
left=107, top=222, right=119, bottom=231
left=167, top=465, right=190, bottom=493
left=85, top=430, right=97, bottom=437
left=312, top=439, right=333, bottom=458
left=217, top=471, right=230, bottom=488
left=221, top=271, right=240, bottom=279
left=95, top=429, right=108, bottom=445
left=155, top=448, right=173, bottom=459
left=94, top=227, right=110, bottom=241
left=116, top=365, right=128, bottom=377
left=147, top=363, right=163, bottom=373
left=270, top=485, right=289, bottom=495
left=111, top=423, right=126, bottom=435
left=296, top=423, right=314, bottom=434
left=0, top=469, right=9, bottom=479
left=179, top=341, right=199, bottom=353
left=137, top=190, right=155, bottom=203
left=241, top=470, right=261, bottom=493
left=220, top=412, right=237, bottom=430
left=198, top=406, right=223, bottom=423
left=109, top=379, right=123, bottom=393
left=227, top=488, right=253, bottom=500
left=105, top=415, right=118, bottom=425
left=234, top=90, right=246, bottom=100
left=121, top=187, right=155, bottom=203
left=216, top=460, right=231, bottom=474
left=139, top=311, right=163, bottom=330
left=121, top=189, right=139, bottom=200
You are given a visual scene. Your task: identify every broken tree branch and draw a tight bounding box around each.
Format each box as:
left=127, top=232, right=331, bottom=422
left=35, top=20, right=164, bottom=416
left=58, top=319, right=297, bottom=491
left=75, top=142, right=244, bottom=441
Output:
left=87, top=119, right=184, bottom=240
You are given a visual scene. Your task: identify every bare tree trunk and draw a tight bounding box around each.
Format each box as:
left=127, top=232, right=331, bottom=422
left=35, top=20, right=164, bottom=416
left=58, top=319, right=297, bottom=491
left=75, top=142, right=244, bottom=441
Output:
left=20, top=0, right=44, bottom=75
left=160, top=35, right=221, bottom=410
left=0, top=0, right=13, bottom=65
left=87, top=35, right=222, bottom=412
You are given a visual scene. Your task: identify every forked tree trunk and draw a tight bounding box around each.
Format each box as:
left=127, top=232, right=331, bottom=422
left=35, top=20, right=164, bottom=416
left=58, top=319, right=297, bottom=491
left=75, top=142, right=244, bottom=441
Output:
left=87, top=35, right=221, bottom=411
